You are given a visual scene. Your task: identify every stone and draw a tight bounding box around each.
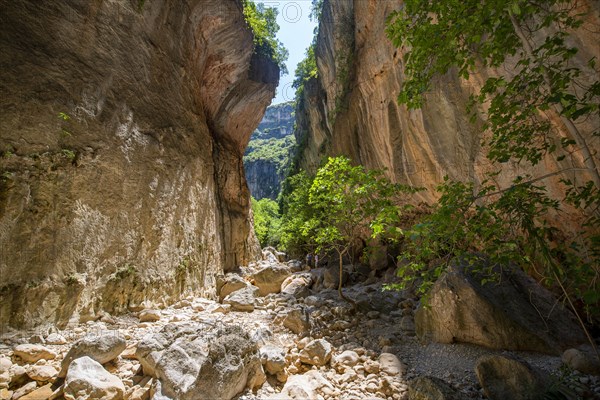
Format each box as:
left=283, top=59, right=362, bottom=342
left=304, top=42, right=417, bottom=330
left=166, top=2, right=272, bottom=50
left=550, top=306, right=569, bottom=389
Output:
left=136, top=322, right=265, bottom=400
left=17, top=384, right=54, bottom=400
left=45, top=334, right=67, bottom=345
left=408, top=376, right=469, bottom=400
left=12, top=345, right=57, bottom=363
left=26, top=365, right=58, bottom=382
left=139, top=309, right=161, bottom=322
left=250, top=264, right=293, bottom=296
left=64, top=356, right=125, bottom=400
left=299, top=339, right=332, bottom=366
left=278, top=370, right=334, bottom=400
left=8, top=364, right=28, bottom=387
left=562, top=347, right=600, bottom=376
left=223, top=285, right=259, bottom=312
left=58, top=332, right=126, bottom=378
left=0, top=358, right=11, bottom=389
left=260, top=345, right=287, bottom=375
left=475, top=354, right=549, bottom=400
left=333, top=350, right=359, bottom=367
left=11, top=382, right=37, bottom=400
left=281, top=308, right=310, bottom=335
left=281, top=273, right=312, bottom=298
left=217, top=274, right=249, bottom=302
left=378, top=353, right=405, bottom=376
left=323, top=265, right=348, bottom=290
left=415, top=261, right=586, bottom=354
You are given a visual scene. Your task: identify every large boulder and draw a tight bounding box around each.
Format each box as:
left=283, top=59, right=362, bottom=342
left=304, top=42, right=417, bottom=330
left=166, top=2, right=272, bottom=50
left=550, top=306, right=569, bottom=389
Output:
left=562, top=347, right=600, bottom=376
left=415, top=261, right=586, bottom=354
left=64, top=356, right=125, bottom=400
left=299, top=339, right=332, bottom=366
left=281, top=273, right=312, bottom=298
left=223, top=285, right=259, bottom=312
left=217, top=274, right=248, bottom=302
left=136, top=322, right=265, bottom=400
left=12, top=345, right=56, bottom=364
left=323, top=265, right=348, bottom=290
left=58, top=332, right=126, bottom=378
left=281, top=308, right=310, bottom=336
left=475, top=355, right=549, bottom=400
left=260, top=345, right=286, bottom=375
left=408, top=376, right=469, bottom=400
left=250, top=264, right=292, bottom=296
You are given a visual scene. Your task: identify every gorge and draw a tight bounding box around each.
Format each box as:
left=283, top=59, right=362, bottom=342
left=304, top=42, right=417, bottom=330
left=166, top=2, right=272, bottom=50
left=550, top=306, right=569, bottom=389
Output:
left=0, top=0, right=599, bottom=399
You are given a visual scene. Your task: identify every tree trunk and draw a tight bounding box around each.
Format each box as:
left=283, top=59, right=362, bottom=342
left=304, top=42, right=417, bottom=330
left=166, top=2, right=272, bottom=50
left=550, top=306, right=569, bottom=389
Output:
left=338, top=249, right=350, bottom=303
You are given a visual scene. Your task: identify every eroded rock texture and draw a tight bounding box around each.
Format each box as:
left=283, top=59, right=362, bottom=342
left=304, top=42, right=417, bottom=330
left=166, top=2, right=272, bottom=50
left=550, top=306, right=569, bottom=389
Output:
left=295, top=0, right=600, bottom=207
left=0, top=0, right=277, bottom=328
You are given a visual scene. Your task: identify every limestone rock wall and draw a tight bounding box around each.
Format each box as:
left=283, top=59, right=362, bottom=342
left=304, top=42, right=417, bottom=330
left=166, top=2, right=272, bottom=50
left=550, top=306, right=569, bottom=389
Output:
left=0, top=0, right=274, bottom=328
left=295, top=0, right=600, bottom=207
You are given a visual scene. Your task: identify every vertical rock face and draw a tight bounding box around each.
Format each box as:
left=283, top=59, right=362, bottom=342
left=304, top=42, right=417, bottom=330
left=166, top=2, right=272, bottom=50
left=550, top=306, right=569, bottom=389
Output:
left=244, top=102, right=295, bottom=200
left=295, top=0, right=599, bottom=204
left=0, top=0, right=276, bottom=328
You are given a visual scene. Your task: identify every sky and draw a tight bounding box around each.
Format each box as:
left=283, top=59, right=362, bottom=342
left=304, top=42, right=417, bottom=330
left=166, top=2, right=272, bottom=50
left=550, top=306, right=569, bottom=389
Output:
left=260, top=1, right=317, bottom=104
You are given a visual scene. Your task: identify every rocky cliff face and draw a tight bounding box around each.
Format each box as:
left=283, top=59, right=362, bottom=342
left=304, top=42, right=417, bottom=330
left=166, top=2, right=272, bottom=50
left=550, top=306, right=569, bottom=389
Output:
left=295, top=0, right=600, bottom=207
left=0, top=0, right=277, bottom=328
left=244, top=102, right=295, bottom=200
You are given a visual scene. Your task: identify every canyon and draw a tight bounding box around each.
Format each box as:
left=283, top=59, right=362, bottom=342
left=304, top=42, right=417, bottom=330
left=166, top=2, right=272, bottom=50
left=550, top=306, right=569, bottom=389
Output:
left=0, top=0, right=599, bottom=399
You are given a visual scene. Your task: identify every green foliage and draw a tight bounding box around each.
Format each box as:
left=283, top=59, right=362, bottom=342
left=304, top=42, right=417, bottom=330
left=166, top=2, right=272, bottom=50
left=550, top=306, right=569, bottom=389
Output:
left=61, top=149, right=76, bottom=162
left=244, top=135, right=296, bottom=176
left=243, top=1, right=289, bottom=75
left=386, top=0, right=600, bottom=323
left=252, top=197, right=282, bottom=247
left=109, top=264, right=137, bottom=281
left=293, top=43, right=318, bottom=97
left=280, top=156, right=415, bottom=256
left=309, top=0, right=324, bottom=22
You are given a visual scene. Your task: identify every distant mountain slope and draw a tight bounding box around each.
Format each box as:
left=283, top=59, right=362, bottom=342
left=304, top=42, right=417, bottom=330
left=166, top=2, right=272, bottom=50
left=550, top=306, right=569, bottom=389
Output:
left=244, top=102, right=296, bottom=200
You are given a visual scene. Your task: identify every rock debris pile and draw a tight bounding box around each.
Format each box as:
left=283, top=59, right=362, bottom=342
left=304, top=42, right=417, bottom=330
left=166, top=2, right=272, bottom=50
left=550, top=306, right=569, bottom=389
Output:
left=1, top=251, right=599, bottom=400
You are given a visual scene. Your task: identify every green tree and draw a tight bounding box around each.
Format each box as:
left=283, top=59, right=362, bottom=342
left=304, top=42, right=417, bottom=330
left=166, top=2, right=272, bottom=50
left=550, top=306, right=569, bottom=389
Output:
left=243, top=1, right=289, bottom=74
left=386, top=0, right=600, bottom=344
left=251, top=197, right=282, bottom=248
left=282, top=157, right=414, bottom=301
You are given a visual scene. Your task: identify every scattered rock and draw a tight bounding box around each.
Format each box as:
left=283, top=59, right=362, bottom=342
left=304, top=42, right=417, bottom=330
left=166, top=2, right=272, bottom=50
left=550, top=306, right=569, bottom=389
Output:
left=223, top=285, right=259, bottom=312
left=45, top=334, right=67, bottom=345
left=26, top=364, right=58, bottom=382
left=250, top=264, right=292, bottom=296
left=217, top=274, right=248, bottom=302
left=10, top=381, right=37, bottom=400
left=136, top=323, right=265, bottom=400
left=281, top=273, right=312, bottom=298
left=278, top=370, right=334, bottom=400
left=323, top=265, right=348, bottom=290
left=139, top=309, right=161, bottom=322
left=562, top=347, right=600, bottom=376
left=333, top=350, right=359, bottom=368
left=408, top=376, right=469, bottom=400
left=64, top=356, right=125, bottom=400
left=281, top=308, right=309, bottom=335
left=299, top=339, right=332, bottom=366
left=475, top=354, right=549, bottom=400
left=378, top=353, right=405, bottom=376
left=260, top=345, right=287, bottom=375
left=415, top=260, right=586, bottom=354
left=12, top=345, right=57, bottom=363
left=17, top=383, right=55, bottom=400
left=58, top=332, right=126, bottom=378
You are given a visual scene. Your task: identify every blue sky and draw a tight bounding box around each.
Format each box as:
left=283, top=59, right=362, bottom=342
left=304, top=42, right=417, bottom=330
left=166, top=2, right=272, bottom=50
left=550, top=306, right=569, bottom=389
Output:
left=258, top=1, right=317, bottom=104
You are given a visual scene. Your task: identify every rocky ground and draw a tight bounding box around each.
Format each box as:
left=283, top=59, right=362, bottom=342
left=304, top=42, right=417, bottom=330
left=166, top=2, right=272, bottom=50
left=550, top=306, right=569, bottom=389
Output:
left=1, top=252, right=599, bottom=400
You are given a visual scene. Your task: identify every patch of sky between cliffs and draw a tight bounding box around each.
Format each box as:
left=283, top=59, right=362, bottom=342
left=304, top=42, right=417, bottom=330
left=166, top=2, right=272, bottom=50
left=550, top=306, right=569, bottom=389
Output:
left=251, top=0, right=317, bottom=105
